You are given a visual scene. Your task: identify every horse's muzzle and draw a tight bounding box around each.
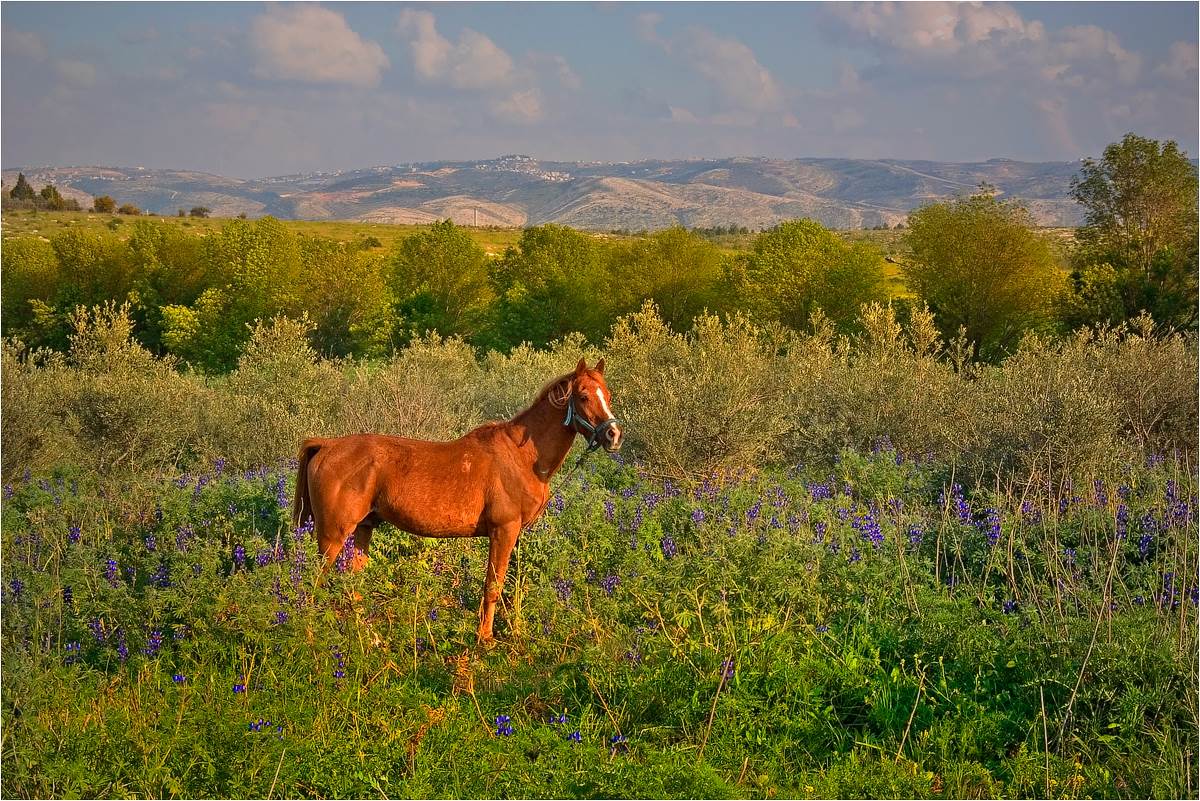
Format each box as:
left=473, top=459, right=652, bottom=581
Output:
left=603, top=423, right=623, bottom=452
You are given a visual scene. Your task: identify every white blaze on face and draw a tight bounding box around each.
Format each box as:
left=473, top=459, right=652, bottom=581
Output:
left=596, top=387, right=614, bottom=420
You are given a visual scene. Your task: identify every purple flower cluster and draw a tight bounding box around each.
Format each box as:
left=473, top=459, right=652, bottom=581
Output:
left=495, top=715, right=514, bottom=737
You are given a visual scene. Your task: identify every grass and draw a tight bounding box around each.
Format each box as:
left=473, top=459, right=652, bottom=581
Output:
left=2, top=447, right=1195, bottom=798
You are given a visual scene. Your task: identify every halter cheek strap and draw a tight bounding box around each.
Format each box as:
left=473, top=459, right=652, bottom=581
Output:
left=564, top=394, right=621, bottom=452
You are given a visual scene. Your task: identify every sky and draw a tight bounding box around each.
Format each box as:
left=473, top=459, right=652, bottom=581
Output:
left=2, top=1, right=1197, bottom=177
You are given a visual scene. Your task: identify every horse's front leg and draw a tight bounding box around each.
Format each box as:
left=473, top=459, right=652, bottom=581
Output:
left=477, top=522, right=520, bottom=645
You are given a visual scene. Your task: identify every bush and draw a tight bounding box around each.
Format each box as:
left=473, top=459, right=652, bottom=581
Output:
left=92, top=195, right=116, bottom=213
left=606, top=302, right=795, bottom=480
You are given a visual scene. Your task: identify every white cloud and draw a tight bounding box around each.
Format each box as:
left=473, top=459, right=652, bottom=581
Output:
left=638, top=20, right=783, bottom=115
left=1156, top=41, right=1199, bottom=82
left=527, top=52, right=582, bottom=91
left=395, top=9, right=514, bottom=90
left=252, top=5, right=389, bottom=87
left=4, top=29, right=48, bottom=61
left=490, top=89, right=544, bottom=123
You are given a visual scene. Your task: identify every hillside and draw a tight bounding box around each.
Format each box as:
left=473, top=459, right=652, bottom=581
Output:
left=1, top=155, right=1087, bottom=230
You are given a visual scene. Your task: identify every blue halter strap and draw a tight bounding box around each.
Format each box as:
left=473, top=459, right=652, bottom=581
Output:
left=563, top=393, right=621, bottom=452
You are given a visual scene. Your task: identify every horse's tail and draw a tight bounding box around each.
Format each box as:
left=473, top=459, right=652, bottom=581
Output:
left=294, top=438, right=328, bottom=531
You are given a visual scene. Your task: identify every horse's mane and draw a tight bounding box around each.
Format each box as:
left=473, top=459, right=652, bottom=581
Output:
left=522, top=371, right=574, bottom=417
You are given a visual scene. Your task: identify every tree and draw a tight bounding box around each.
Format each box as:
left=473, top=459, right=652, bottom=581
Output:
left=189, top=207, right=211, bottom=218
left=902, top=187, right=1062, bottom=361
left=39, top=184, right=66, bottom=211
left=387, top=219, right=492, bottom=343
left=9, top=173, right=35, bottom=201
left=1066, top=133, right=1198, bottom=330
left=93, top=195, right=116, bottom=213
left=612, top=226, right=727, bottom=331
left=118, top=203, right=141, bottom=216
left=729, top=219, right=887, bottom=332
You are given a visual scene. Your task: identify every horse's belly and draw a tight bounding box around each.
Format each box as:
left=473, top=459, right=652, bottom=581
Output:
left=377, top=482, right=486, bottom=538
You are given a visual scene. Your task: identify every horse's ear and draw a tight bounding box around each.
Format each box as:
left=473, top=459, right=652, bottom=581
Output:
left=595, top=358, right=605, bottom=374
left=575, top=358, right=587, bottom=376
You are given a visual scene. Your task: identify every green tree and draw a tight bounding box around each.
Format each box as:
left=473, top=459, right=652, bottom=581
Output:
left=486, top=224, right=616, bottom=349
left=190, top=206, right=211, bottom=218
left=902, top=188, right=1062, bottom=360
left=1065, top=133, right=1198, bottom=330
left=9, top=173, right=35, bottom=201
left=386, top=219, right=492, bottom=344
left=301, top=238, right=394, bottom=358
left=613, top=227, right=727, bottom=331
left=38, top=184, right=66, bottom=211
left=118, top=203, right=141, bottom=216
left=729, top=219, right=886, bottom=332
left=161, top=217, right=302, bottom=371
left=93, top=195, right=116, bottom=213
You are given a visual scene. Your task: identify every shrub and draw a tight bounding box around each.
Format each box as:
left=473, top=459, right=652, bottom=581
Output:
left=606, top=302, right=794, bottom=480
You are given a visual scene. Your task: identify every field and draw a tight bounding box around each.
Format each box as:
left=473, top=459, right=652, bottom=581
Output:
left=2, top=449, right=1195, bottom=798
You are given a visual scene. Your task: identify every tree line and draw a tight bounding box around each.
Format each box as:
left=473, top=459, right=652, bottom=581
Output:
left=2, top=133, right=1195, bottom=372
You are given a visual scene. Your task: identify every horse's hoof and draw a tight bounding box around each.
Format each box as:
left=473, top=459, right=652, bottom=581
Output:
left=477, top=636, right=498, bottom=651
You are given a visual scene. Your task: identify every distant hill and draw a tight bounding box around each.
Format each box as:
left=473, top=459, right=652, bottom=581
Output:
left=1, top=155, right=1089, bottom=230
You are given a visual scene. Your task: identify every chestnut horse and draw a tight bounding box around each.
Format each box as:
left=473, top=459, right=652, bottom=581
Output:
left=293, top=359, right=622, bottom=643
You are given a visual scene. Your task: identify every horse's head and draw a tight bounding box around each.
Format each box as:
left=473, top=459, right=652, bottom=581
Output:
left=564, top=358, right=623, bottom=452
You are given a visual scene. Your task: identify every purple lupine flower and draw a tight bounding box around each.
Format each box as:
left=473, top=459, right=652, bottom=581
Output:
left=720, top=659, right=735, bottom=680
left=116, top=630, right=129, bottom=662
left=104, top=559, right=120, bottom=587
left=8, top=578, right=24, bottom=599
left=848, top=547, right=861, bottom=564
left=273, top=610, right=289, bottom=625
left=256, top=550, right=272, bottom=567
left=815, top=624, right=830, bottom=634
left=68, top=525, right=81, bottom=544
left=89, top=618, right=106, bottom=643
left=691, top=508, right=706, bottom=525
left=745, top=501, right=762, bottom=526
left=144, top=629, right=165, bottom=657
left=811, top=521, right=827, bottom=544
left=2, top=484, right=13, bottom=500
left=151, top=562, right=171, bottom=588
left=609, top=734, right=628, bottom=754
left=1063, top=547, right=1076, bottom=567
left=214, top=457, right=226, bottom=475
left=233, top=544, right=247, bottom=566
left=495, top=715, right=514, bottom=737
left=551, top=576, right=572, bottom=603
left=907, top=525, right=924, bottom=548
left=568, top=730, right=582, bottom=743
left=1116, top=504, right=1129, bottom=540
left=978, top=508, right=1001, bottom=547
left=173, top=674, right=186, bottom=683
left=600, top=574, right=620, bottom=596
left=62, top=585, right=73, bottom=606
left=603, top=499, right=615, bottom=522
left=1002, top=600, right=1017, bottom=614
left=852, top=511, right=883, bottom=549
left=808, top=482, right=832, bottom=501
left=275, top=476, right=289, bottom=510
left=660, top=536, right=677, bottom=559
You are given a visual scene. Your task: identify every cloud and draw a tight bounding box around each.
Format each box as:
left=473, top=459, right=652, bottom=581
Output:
left=1156, top=41, right=1199, bottom=82
left=526, top=52, right=582, bottom=91
left=119, top=26, right=159, bottom=45
left=638, top=20, right=783, bottom=115
left=827, top=2, right=1041, bottom=56
left=4, top=29, right=48, bottom=61
left=251, top=5, right=389, bottom=87
left=395, top=9, right=514, bottom=90
left=57, top=60, right=98, bottom=88
left=490, top=89, right=544, bottom=123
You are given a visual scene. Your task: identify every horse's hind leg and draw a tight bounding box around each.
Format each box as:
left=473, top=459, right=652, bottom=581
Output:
left=349, top=522, right=374, bottom=572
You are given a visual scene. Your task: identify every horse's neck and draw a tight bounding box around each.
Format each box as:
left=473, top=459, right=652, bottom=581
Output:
left=510, top=397, right=575, bottom=480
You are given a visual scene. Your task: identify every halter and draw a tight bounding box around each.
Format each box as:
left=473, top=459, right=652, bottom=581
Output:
left=563, top=392, right=622, bottom=454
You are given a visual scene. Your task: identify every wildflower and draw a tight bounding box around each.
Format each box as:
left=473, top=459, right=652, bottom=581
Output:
left=1002, top=600, right=1017, bottom=614
left=8, top=578, right=24, bottom=599
left=151, top=562, right=171, bottom=589
left=1116, top=504, right=1129, bottom=540
left=808, top=482, right=833, bottom=501
left=495, top=715, right=514, bottom=737
left=2, top=484, right=12, bottom=500
left=720, top=659, right=734, bottom=680
left=746, top=501, right=762, bottom=526
left=1063, top=547, right=1076, bottom=567
left=233, top=681, right=246, bottom=694
left=62, top=585, right=73, bottom=607
left=609, top=734, right=628, bottom=754
left=603, top=499, right=615, bottom=522
left=233, top=544, right=247, bottom=567
left=549, top=713, right=568, bottom=725
left=978, top=508, right=1001, bottom=547
left=848, top=547, right=861, bottom=564
left=214, top=457, right=226, bottom=475
left=275, top=476, right=289, bottom=510
left=104, top=559, right=120, bottom=586
left=600, top=574, right=620, bottom=596
left=568, top=730, right=582, bottom=743
left=333, top=649, right=346, bottom=680
left=144, top=629, right=165, bottom=657
left=907, top=525, right=924, bottom=548
left=811, top=521, right=827, bottom=544
left=116, top=631, right=129, bottom=662
left=89, top=618, right=106, bottom=643
left=551, top=576, right=572, bottom=603
left=273, top=610, right=289, bottom=625
left=68, top=525, right=81, bottom=544
left=1020, top=501, right=1042, bottom=525
left=172, top=674, right=186, bottom=683
left=691, top=508, right=706, bottom=525
left=852, top=511, right=883, bottom=549
left=815, top=624, right=830, bottom=634
left=1093, top=479, right=1108, bottom=507
left=428, top=608, right=439, bottom=622
left=660, top=536, right=677, bottom=559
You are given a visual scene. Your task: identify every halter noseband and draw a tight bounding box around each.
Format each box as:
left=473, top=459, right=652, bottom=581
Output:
left=563, top=392, right=621, bottom=452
